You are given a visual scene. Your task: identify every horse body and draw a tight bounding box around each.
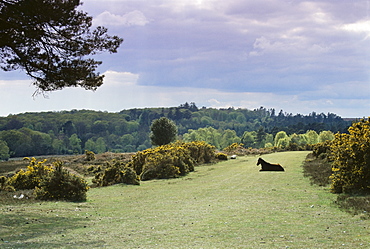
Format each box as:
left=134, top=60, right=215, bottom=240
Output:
left=257, top=158, right=285, bottom=171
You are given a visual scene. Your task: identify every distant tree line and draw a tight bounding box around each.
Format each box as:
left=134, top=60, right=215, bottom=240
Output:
left=182, top=127, right=335, bottom=150
left=0, top=103, right=352, bottom=159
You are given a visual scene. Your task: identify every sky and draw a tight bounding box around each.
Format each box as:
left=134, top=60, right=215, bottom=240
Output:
left=1, top=0, right=369, bottom=118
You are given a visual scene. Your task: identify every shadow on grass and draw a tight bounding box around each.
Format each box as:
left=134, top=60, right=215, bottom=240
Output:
left=1, top=207, right=106, bottom=248
left=0, top=190, right=105, bottom=248
left=302, top=153, right=370, bottom=219
left=335, top=194, right=370, bottom=218
left=302, top=153, right=332, bottom=186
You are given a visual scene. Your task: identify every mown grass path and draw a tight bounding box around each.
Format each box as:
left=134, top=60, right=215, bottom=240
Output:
left=1, top=151, right=369, bottom=248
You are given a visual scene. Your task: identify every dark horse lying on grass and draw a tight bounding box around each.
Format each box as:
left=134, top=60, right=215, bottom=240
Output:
left=257, top=158, right=285, bottom=172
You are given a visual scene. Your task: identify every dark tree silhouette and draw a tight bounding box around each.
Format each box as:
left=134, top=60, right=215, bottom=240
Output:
left=0, top=0, right=123, bottom=93
left=150, top=117, right=178, bottom=146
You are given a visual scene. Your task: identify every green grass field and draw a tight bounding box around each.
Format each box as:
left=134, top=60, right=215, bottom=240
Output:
left=1, top=151, right=369, bottom=248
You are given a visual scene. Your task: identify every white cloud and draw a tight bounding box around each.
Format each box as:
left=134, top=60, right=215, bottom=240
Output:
left=342, top=20, right=370, bottom=41
left=0, top=71, right=368, bottom=118
left=103, top=71, right=139, bottom=86
left=93, top=10, right=149, bottom=26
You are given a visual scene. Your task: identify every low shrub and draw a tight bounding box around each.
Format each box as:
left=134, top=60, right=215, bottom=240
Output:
left=120, top=166, right=140, bottom=185
left=34, top=161, right=89, bottom=202
left=93, top=160, right=139, bottom=186
left=215, top=153, right=228, bottom=160
left=85, top=150, right=96, bottom=161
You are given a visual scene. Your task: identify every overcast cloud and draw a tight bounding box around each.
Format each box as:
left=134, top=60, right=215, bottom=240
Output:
left=0, top=0, right=369, bottom=117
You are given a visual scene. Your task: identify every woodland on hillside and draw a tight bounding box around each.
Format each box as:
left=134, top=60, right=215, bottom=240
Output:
left=0, top=103, right=352, bottom=159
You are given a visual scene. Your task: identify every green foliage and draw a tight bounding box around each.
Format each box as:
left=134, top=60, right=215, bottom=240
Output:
left=183, top=127, right=240, bottom=150
left=241, top=131, right=256, bottom=148
left=0, top=106, right=351, bottom=157
left=34, top=161, right=89, bottom=202
left=69, top=134, right=82, bottom=154
left=150, top=117, right=178, bottom=146
left=318, top=130, right=335, bottom=143
left=305, top=130, right=319, bottom=145
left=274, top=131, right=288, bottom=147
left=0, top=140, right=10, bottom=160
left=329, top=118, right=370, bottom=194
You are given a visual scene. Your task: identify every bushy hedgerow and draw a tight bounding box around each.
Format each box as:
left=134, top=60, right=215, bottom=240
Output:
left=215, top=153, right=228, bottom=160
left=34, top=161, right=89, bottom=202
left=126, top=141, right=214, bottom=181
left=329, top=118, right=370, bottom=194
left=93, top=160, right=140, bottom=186
left=8, top=157, right=53, bottom=190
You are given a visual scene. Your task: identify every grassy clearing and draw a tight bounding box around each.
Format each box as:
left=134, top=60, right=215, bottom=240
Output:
left=1, top=151, right=369, bottom=248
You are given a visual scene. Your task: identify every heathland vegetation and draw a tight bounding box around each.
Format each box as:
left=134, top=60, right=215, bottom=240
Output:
left=1, top=151, right=369, bottom=248
left=0, top=113, right=369, bottom=247
left=0, top=103, right=352, bottom=159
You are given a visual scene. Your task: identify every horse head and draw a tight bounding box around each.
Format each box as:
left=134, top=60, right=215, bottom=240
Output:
left=257, top=158, right=262, bottom=166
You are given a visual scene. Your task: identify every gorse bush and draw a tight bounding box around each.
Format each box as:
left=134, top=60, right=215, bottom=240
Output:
left=312, top=140, right=332, bottom=160
left=93, top=160, right=139, bottom=186
left=181, top=141, right=215, bottom=164
left=126, top=141, right=214, bottom=181
left=8, top=157, right=53, bottom=190
left=140, top=153, right=181, bottom=181
left=35, top=161, right=89, bottom=202
left=329, top=117, right=370, bottom=194
left=223, top=143, right=244, bottom=153
left=6, top=158, right=89, bottom=201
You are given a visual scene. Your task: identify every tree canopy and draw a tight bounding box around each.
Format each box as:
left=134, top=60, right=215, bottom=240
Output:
left=0, top=104, right=352, bottom=158
left=150, top=117, right=178, bottom=146
left=0, top=0, right=123, bottom=93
